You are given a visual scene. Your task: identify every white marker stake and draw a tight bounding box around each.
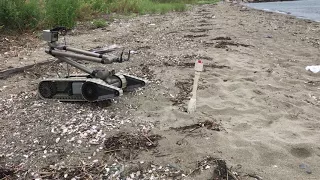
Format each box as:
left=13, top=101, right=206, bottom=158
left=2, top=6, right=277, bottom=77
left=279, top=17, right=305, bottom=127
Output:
left=187, top=60, right=204, bottom=113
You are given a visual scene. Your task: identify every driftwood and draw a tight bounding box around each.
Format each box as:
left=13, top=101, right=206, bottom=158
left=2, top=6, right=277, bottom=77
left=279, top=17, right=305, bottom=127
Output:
left=0, top=60, right=55, bottom=80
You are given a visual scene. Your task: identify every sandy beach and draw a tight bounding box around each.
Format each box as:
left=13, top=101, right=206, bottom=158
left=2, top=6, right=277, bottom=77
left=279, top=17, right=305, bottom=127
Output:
left=0, top=1, right=320, bottom=179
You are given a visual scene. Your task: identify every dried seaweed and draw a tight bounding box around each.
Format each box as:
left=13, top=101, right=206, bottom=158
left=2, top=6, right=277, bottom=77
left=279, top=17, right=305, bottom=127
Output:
left=170, top=80, right=192, bottom=106
left=215, top=41, right=252, bottom=49
left=140, top=65, right=154, bottom=80
left=39, top=163, right=105, bottom=180
left=177, top=62, right=230, bottom=69
left=184, top=34, right=208, bottom=38
left=189, top=28, right=212, bottom=33
left=104, top=132, right=162, bottom=160
left=213, top=159, right=229, bottom=179
left=212, top=37, right=232, bottom=41
left=188, top=157, right=240, bottom=180
left=170, top=120, right=221, bottom=133
left=0, top=167, right=15, bottom=179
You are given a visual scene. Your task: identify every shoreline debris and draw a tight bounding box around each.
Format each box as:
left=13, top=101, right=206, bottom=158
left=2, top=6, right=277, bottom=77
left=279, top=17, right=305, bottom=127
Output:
left=104, top=132, right=162, bottom=160
left=170, top=120, right=221, bottom=133
left=306, top=65, right=320, bottom=73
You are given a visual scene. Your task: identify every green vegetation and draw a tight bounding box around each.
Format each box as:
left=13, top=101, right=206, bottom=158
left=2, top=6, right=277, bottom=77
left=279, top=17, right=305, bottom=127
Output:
left=45, top=0, right=81, bottom=29
left=0, top=0, right=42, bottom=31
left=92, top=19, right=108, bottom=28
left=0, top=0, right=219, bottom=32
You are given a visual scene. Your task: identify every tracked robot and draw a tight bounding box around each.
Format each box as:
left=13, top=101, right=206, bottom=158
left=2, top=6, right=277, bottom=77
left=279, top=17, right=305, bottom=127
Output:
left=38, top=27, right=146, bottom=102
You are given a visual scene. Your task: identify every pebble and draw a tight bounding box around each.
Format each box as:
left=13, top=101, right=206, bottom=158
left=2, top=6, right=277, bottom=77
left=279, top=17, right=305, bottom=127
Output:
left=299, top=163, right=312, bottom=174
left=130, top=173, right=135, bottom=178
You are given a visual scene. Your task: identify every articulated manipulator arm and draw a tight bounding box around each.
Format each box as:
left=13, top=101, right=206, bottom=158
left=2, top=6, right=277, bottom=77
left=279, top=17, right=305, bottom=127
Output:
left=47, top=42, right=130, bottom=64
left=56, top=45, right=130, bottom=63
left=45, top=42, right=131, bottom=80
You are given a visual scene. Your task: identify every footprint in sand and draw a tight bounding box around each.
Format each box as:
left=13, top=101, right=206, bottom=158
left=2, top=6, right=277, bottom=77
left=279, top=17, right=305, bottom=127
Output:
left=232, top=123, right=252, bottom=131
left=290, top=146, right=312, bottom=158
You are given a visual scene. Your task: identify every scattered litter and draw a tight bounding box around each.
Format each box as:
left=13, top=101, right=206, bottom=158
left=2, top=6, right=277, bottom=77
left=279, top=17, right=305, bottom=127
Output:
left=0, top=86, right=7, bottom=92
left=306, top=65, right=320, bottom=73
left=130, top=50, right=138, bottom=54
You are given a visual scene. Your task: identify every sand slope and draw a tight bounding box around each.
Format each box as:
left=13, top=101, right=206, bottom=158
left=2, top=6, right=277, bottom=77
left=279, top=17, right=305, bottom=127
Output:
left=129, top=3, right=320, bottom=179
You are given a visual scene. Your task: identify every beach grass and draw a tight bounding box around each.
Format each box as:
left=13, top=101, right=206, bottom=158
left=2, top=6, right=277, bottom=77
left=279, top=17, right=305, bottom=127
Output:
left=0, top=0, right=220, bottom=32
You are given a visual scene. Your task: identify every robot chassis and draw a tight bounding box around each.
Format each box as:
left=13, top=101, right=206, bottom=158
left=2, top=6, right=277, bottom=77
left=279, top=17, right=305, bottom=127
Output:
left=38, top=27, right=146, bottom=102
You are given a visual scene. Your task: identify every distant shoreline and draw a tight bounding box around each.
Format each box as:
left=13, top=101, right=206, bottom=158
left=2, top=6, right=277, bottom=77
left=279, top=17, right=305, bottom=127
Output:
left=247, top=0, right=296, bottom=3
left=243, top=0, right=320, bottom=22
left=224, top=0, right=297, bottom=4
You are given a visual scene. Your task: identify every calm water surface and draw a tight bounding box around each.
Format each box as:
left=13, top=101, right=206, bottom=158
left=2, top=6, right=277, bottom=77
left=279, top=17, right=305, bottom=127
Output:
left=245, top=0, right=320, bottom=22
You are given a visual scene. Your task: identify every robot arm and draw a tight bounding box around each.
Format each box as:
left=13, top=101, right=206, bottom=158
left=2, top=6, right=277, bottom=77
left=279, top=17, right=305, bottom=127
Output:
left=43, top=27, right=130, bottom=64
left=42, top=27, right=131, bottom=79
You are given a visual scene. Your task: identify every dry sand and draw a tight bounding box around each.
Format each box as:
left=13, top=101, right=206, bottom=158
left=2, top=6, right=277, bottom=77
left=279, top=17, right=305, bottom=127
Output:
left=0, top=2, right=320, bottom=180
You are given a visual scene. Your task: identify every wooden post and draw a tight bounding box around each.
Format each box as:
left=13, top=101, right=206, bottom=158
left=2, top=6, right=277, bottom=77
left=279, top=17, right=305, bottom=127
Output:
left=187, top=60, right=204, bottom=113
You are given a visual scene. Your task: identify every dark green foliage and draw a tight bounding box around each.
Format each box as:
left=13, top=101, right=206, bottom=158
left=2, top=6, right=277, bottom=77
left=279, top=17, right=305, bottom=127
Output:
left=45, top=0, right=81, bottom=29
left=92, top=19, right=108, bottom=28
left=0, top=0, right=42, bottom=31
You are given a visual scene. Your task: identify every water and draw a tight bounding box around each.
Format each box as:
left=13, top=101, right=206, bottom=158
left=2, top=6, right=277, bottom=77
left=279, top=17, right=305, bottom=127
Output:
left=245, top=0, right=320, bottom=22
